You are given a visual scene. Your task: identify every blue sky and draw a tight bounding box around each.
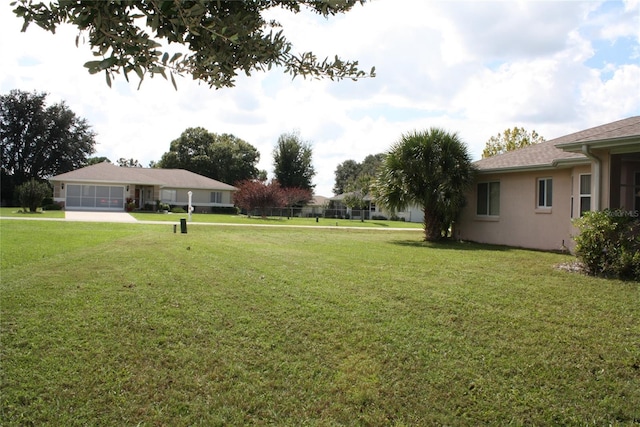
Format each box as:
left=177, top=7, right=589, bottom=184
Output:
left=1, top=0, right=639, bottom=196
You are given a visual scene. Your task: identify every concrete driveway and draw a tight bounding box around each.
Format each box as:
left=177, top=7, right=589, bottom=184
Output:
left=65, top=211, right=138, bottom=223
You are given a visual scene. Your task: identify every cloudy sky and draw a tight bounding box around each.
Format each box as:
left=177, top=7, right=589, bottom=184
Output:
left=1, top=1, right=639, bottom=196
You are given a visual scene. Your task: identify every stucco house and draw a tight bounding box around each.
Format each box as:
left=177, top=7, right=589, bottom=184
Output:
left=456, top=116, right=640, bottom=251
left=328, top=192, right=424, bottom=221
left=49, top=162, right=237, bottom=211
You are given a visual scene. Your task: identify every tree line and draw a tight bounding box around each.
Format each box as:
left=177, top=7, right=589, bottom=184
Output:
left=2, top=89, right=545, bottom=241
left=1, top=89, right=316, bottom=206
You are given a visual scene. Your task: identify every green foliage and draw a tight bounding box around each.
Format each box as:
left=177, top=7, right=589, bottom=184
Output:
left=116, top=157, right=142, bottom=168
left=43, top=203, right=62, bottom=211
left=1, top=89, right=96, bottom=203
left=375, top=128, right=476, bottom=241
left=157, top=127, right=261, bottom=184
left=573, top=209, right=640, bottom=281
left=333, top=153, right=384, bottom=195
left=16, top=178, right=50, bottom=212
left=209, top=206, right=239, bottom=215
left=482, top=127, right=545, bottom=158
left=87, top=156, right=111, bottom=165
left=11, top=0, right=375, bottom=89
left=273, top=132, right=316, bottom=191
left=171, top=206, right=187, bottom=214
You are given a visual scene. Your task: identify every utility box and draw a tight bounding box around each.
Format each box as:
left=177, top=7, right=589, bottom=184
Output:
left=180, top=218, right=187, bottom=234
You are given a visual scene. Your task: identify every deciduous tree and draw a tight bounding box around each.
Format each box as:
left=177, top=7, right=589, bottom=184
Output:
left=233, top=179, right=285, bottom=218
left=282, top=186, right=313, bottom=217
left=333, top=153, right=383, bottom=195
left=117, top=158, right=142, bottom=168
left=375, top=128, right=476, bottom=241
left=16, top=178, right=50, bottom=213
left=157, top=127, right=261, bottom=184
left=1, top=89, right=96, bottom=204
left=482, top=127, right=545, bottom=158
left=273, top=132, right=315, bottom=192
left=87, top=157, right=111, bottom=165
left=12, top=0, right=375, bottom=89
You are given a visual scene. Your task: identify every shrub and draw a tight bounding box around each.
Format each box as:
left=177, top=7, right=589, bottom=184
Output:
left=16, top=179, right=51, bottom=212
left=573, top=209, right=640, bottom=281
left=43, top=203, right=62, bottom=211
left=210, top=206, right=239, bottom=215
left=171, top=206, right=186, bottom=213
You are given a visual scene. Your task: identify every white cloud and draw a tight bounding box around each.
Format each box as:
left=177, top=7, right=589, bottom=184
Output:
left=1, top=1, right=639, bottom=197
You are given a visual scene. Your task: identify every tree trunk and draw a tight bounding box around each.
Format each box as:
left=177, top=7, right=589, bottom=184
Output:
left=422, top=208, right=442, bottom=241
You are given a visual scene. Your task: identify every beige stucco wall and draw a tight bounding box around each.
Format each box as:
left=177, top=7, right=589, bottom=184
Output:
left=457, top=168, right=575, bottom=251
left=174, top=188, right=234, bottom=206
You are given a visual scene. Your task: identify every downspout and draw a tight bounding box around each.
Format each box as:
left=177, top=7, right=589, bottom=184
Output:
left=581, top=144, right=601, bottom=211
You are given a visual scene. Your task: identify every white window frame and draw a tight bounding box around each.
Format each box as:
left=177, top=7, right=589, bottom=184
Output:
left=579, top=174, right=591, bottom=216
left=537, top=177, right=553, bottom=208
left=161, top=189, right=177, bottom=203
left=210, top=191, right=222, bottom=204
left=477, top=181, right=500, bottom=216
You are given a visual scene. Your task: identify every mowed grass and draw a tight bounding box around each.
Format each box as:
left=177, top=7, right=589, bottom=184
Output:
left=130, top=211, right=424, bottom=229
left=0, top=207, right=65, bottom=219
left=1, top=220, right=638, bottom=426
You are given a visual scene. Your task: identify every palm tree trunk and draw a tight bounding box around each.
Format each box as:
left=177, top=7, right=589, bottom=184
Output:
left=423, top=208, right=442, bottom=241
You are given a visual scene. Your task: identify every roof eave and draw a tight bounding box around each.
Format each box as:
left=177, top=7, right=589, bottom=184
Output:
left=476, top=158, right=590, bottom=174
left=556, top=136, right=640, bottom=152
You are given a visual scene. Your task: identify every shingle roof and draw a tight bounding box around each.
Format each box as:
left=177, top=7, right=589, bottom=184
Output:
left=474, top=116, right=640, bottom=172
left=309, top=195, right=329, bottom=206
left=50, top=162, right=237, bottom=190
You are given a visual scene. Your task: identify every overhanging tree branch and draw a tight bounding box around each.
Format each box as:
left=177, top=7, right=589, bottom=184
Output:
left=11, top=0, right=376, bottom=90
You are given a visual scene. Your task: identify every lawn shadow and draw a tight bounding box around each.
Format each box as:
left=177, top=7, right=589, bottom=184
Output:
left=370, top=222, right=390, bottom=227
left=390, top=238, right=514, bottom=252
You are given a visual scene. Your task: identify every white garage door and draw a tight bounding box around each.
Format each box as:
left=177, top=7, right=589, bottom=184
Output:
left=66, top=185, right=125, bottom=210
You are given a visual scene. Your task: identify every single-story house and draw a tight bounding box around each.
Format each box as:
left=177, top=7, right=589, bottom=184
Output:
left=49, top=161, right=237, bottom=211
left=456, top=116, right=640, bottom=251
left=300, top=195, right=329, bottom=217
left=328, top=192, right=423, bottom=221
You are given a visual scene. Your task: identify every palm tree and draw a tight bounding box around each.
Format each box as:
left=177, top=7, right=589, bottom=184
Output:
left=375, top=128, right=476, bottom=241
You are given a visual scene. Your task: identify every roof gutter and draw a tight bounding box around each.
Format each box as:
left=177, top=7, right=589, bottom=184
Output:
left=581, top=144, right=601, bottom=211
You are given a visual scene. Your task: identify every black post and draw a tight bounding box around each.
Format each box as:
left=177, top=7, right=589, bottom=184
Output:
left=180, top=218, right=187, bottom=234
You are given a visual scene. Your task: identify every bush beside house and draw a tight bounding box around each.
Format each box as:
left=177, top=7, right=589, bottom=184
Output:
left=573, top=210, right=640, bottom=281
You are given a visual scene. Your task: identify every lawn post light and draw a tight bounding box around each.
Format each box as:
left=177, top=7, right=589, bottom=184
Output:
left=188, top=191, right=193, bottom=222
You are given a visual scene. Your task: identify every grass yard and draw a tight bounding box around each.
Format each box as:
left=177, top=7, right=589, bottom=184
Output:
left=130, top=211, right=424, bottom=229
left=1, top=219, right=638, bottom=426
left=0, top=207, right=65, bottom=219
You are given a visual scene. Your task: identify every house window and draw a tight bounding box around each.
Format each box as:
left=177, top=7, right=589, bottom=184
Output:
left=635, top=172, right=640, bottom=212
left=477, top=182, right=500, bottom=216
left=537, top=178, right=553, bottom=208
left=579, top=174, right=591, bottom=216
left=161, top=189, right=176, bottom=203
left=210, top=191, right=222, bottom=204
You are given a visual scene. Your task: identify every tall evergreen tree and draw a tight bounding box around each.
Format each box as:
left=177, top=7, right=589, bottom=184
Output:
left=273, top=132, right=316, bottom=192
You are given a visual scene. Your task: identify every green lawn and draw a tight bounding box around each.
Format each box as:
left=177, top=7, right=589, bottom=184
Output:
left=1, top=219, right=638, bottom=426
left=0, top=207, right=65, bottom=219
left=130, top=211, right=424, bottom=229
